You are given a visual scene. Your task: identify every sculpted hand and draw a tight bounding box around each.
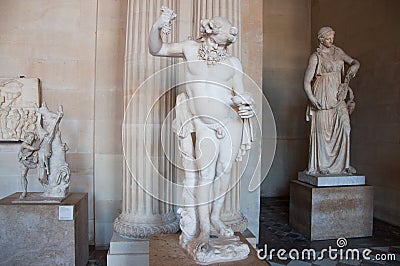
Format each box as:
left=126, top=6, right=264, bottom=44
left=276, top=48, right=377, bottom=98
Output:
left=346, top=64, right=358, bottom=81
left=238, top=104, right=254, bottom=119
left=309, top=96, right=322, bottom=110
left=155, top=6, right=176, bottom=34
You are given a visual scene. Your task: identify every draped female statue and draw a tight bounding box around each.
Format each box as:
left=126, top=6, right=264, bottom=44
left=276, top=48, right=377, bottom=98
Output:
left=304, top=27, right=360, bottom=175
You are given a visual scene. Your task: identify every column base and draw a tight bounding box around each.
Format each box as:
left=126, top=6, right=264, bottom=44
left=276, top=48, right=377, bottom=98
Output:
left=222, top=212, right=248, bottom=233
left=113, top=212, right=180, bottom=239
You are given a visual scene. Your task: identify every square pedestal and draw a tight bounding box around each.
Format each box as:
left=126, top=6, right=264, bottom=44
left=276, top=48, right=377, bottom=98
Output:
left=149, top=233, right=267, bottom=265
left=107, top=233, right=149, bottom=266
left=0, top=192, right=88, bottom=266
left=289, top=180, right=373, bottom=241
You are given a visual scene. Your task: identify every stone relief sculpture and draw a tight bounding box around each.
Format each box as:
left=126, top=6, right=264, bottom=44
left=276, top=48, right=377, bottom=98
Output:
left=304, top=27, right=360, bottom=175
left=149, top=7, right=254, bottom=264
left=18, top=102, right=71, bottom=199
left=0, top=78, right=40, bottom=141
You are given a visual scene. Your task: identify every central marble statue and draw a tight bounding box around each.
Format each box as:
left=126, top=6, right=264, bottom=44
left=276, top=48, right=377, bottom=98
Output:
left=149, top=7, right=254, bottom=264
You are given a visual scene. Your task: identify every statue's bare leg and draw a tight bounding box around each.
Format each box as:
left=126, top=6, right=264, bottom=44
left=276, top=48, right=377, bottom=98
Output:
left=195, top=125, right=219, bottom=246
left=210, top=176, right=233, bottom=237
left=210, top=119, right=242, bottom=237
left=19, top=167, right=28, bottom=199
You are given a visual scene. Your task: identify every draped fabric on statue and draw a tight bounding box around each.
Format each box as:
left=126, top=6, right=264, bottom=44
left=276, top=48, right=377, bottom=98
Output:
left=307, top=46, right=351, bottom=174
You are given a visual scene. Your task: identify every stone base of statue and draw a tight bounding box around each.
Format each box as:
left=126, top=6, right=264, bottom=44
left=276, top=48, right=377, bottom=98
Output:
left=107, top=233, right=149, bottom=266
left=289, top=180, right=373, bottom=240
left=149, top=233, right=267, bottom=266
left=0, top=192, right=88, bottom=265
left=298, top=171, right=365, bottom=187
left=186, top=235, right=250, bottom=264
left=11, top=192, right=70, bottom=204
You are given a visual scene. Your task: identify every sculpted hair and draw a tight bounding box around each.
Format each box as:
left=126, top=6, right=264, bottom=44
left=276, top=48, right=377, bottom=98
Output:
left=317, top=26, right=335, bottom=42
left=199, top=17, right=238, bottom=43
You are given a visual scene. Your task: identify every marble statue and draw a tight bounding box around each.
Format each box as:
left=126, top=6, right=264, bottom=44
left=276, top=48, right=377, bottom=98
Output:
left=18, top=102, right=71, bottom=199
left=304, top=26, right=360, bottom=175
left=149, top=7, right=253, bottom=264
left=18, top=132, right=39, bottom=198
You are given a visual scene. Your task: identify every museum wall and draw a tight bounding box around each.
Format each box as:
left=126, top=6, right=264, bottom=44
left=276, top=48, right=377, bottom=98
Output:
left=311, top=0, right=400, bottom=226
left=0, top=0, right=127, bottom=245
left=92, top=0, right=126, bottom=247
left=261, top=0, right=311, bottom=196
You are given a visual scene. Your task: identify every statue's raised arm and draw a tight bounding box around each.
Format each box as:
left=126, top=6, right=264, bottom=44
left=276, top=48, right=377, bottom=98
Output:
left=149, top=6, right=186, bottom=58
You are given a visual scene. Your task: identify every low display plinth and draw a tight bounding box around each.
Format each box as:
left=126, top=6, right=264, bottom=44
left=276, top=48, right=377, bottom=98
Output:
left=107, top=232, right=149, bottom=266
left=149, top=233, right=267, bottom=265
left=0, top=192, right=88, bottom=266
left=289, top=180, right=373, bottom=241
left=298, top=171, right=365, bottom=187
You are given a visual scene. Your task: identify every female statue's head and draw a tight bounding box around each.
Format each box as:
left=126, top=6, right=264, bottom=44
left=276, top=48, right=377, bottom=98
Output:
left=200, top=17, right=238, bottom=45
left=317, top=26, right=335, bottom=48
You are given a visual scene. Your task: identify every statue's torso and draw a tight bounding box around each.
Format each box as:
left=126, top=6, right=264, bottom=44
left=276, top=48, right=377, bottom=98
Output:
left=313, top=47, right=345, bottom=109
left=181, top=42, right=238, bottom=124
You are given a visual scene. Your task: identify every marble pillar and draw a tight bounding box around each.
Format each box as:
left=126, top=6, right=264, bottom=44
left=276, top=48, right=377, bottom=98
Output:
left=113, top=0, right=180, bottom=239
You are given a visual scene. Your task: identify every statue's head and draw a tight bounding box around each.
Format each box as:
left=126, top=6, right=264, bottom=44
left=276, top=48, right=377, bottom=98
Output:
left=317, top=26, right=335, bottom=47
left=200, top=17, right=238, bottom=45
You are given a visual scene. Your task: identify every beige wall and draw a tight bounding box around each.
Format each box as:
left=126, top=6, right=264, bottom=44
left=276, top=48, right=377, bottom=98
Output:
left=0, top=0, right=126, bottom=245
left=261, top=0, right=311, bottom=196
left=311, top=0, right=400, bottom=226
left=93, top=0, right=126, bottom=247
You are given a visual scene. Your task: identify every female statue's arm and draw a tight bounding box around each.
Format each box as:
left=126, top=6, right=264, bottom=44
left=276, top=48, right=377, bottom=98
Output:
left=346, top=59, right=360, bottom=82
left=304, top=53, right=321, bottom=110
left=341, top=49, right=360, bottom=80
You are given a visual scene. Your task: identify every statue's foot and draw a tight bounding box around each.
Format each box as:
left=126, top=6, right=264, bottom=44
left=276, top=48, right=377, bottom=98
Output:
left=319, top=169, right=329, bottom=175
left=19, top=192, right=26, bottom=199
left=193, top=232, right=210, bottom=252
left=344, top=166, right=357, bottom=175
left=211, top=217, right=234, bottom=237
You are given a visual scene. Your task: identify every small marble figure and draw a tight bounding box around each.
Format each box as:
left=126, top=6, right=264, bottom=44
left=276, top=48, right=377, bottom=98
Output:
left=304, top=27, right=360, bottom=175
left=18, top=102, right=71, bottom=199
left=149, top=7, right=253, bottom=264
left=18, top=132, right=39, bottom=198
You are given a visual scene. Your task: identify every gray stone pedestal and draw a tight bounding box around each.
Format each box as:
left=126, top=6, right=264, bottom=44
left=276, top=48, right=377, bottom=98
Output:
left=289, top=180, right=373, bottom=241
left=0, top=192, right=88, bottom=266
left=107, top=233, right=149, bottom=266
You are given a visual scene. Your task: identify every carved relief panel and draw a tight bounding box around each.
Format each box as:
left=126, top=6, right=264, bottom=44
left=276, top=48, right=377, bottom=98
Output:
left=0, top=78, right=40, bottom=141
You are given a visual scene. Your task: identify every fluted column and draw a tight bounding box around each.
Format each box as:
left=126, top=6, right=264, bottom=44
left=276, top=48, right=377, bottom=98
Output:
left=114, top=0, right=179, bottom=239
